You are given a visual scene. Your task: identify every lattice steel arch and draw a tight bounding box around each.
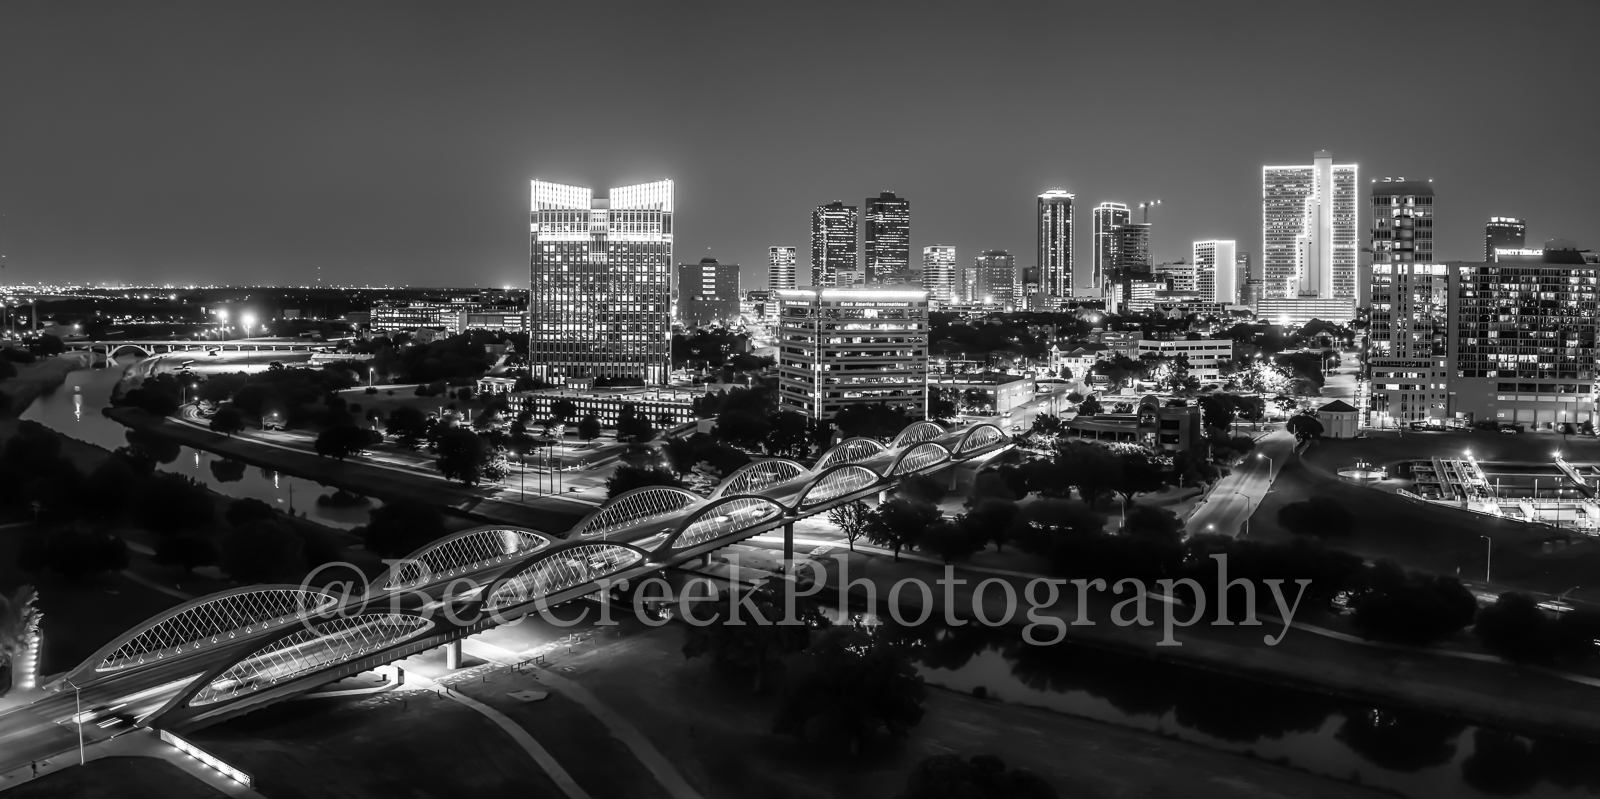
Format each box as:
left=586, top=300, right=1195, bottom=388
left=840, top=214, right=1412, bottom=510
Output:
left=378, top=526, right=553, bottom=592
left=954, top=422, right=1008, bottom=455
left=815, top=437, right=889, bottom=470
left=709, top=458, right=809, bottom=500
left=890, top=421, right=946, bottom=450
left=188, top=613, right=434, bottom=707
left=657, top=494, right=788, bottom=555
left=479, top=541, right=650, bottom=615
left=568, top=486, right=703, bottom=539
left=793, top=463, right=883, bottom=510
left=887, top=442, right=952, bottom=476
left=74, top=585, right=339, bottom=678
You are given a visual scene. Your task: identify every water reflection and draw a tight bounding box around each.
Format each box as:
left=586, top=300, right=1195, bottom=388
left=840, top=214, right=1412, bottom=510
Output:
left=21, top=356, right=381, bottom=529
left=896, top=621, right=1600, bottom=799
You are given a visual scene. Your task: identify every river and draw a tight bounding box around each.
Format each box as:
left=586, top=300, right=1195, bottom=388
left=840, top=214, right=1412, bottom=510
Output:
left=21, top=355, right=381, bottom=529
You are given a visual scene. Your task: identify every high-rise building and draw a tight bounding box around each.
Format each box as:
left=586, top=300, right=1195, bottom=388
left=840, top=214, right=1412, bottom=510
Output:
left=1153, top=260, right=1195, bottom=293
left=528, top=179, right=672, bottom=384
left=1037, top=189, right=1075, bottom=302
left=1263, top=151, right=1358, bottom=300
left=1367, top=262, right=1450, bottom=426
left=768, top=246, right=798, bottom=291
left=775, top=287, right=930, bottom=420
left=678, top=257, right=741, bottom=329
left=1116, top=223, right=1152, bottom=277
left=960, top=261, right=978, bottom=305
left=810, top=201, right=858, bottom=288
left=1193, top=240, right=1238, bottom=304
left=1092, top=202, right=1130, bottom=290
left=1485, top=217, right=1527, bottom=261
left=973, top=250, right=1016, bottom=308
left=921, top=245, right=957, bottom=306
left=1236, top=252, right=1257, bottom=307
left=862, top=191, right=911, bottom=284
left=1371, top=178, right=1435, bottom=270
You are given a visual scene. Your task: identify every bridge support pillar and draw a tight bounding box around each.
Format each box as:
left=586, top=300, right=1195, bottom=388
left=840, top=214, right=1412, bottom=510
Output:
left=782, top=522, right=794, bottom=565
left=877, top=489, right=890, bottom=504
left=445, top=639, right=462, bottom=670
left=947, top=463, right=960, bottom=492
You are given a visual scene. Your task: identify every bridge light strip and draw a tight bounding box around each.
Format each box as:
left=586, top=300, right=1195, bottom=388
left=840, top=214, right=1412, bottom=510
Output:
left=159, top=729, right=254, bottom=787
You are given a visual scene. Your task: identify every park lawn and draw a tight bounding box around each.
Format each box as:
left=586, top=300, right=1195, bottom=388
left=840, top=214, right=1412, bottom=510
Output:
left=557, top=623, right=1385, bottom=799
left=1252, top=439, right=1600, bottom=604
left=4, top=756, right=228, bottom=799
left=189, top=688, right=563, bottom=799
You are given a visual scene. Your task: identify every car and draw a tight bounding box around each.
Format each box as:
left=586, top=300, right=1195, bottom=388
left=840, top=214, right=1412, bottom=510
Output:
left=1501, top=426, right=1522, bottom=434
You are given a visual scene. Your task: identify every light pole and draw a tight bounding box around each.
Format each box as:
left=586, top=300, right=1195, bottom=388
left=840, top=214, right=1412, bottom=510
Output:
left=1258, top=452, right=1275, bottom=481
left=1232, top=490, right=1257, bottom=536
left=1480, top=535, right=1492, bottom=584
left=64, top=677, right=84, bottom=765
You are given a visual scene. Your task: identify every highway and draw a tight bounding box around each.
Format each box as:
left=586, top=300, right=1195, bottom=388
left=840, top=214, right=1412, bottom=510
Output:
left=1185, top=429, right=1295, bottom=538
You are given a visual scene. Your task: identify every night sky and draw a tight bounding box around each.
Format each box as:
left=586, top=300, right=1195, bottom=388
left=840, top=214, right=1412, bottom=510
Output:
left=4, top=0, right=1597, bottom=290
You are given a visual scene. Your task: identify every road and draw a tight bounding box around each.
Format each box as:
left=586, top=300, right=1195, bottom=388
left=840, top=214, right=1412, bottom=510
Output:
left=1185, top=429, right=1295, bottom=537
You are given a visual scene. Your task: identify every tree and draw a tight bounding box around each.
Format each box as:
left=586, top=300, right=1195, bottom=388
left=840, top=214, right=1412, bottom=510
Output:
left=1076, top=394, right=1103, bottom=417
left=208, top=406, right=246, bottom=436
left=1195, top=393, right=1236, bottom=433
left=896, top=474, right=945, bottom=506
left=763, top=412, right=813, bottom=459
left=225, top=498, right=277, bottom=527
left=550, top=398, right=578, bottom=421
left=1286, top=412, right=1325, bottom=442
left=435, top=427, right=495, bottom=485
left=616, top=404, right=656, bottom=442
left=386, top=406, right=429, bottom=450
left=897, top=754, right=1058, bottom=799
left=134, top=473, right=215, bottom=535
left=1124, top=505, right=1184, bottom=543
left=918, top=519, right=985, bottom=564
left=833, top=403, right=911, bottom=441
left=961, top=499, right=1019, bottom=553
left=1474, top=592, right=1555, bottom=663
left=577, top=413, right=601, bottom=442
left=208, top=458, right=247, bottom=483
left=315, top=425, right=370, bottom=460
left=360, top=498, right=446, bottom=558
left=826, top=500, right=873, bottom=552
left=681, top=583, right=829, bottom=693
left=153, top=536, right=219, bottom=574
left=605, top=464, right=684, bottom=498
left=927, top=388, right=959, bottom=422
left=771, top=627, right=925, bottom=754
left=1350, top=562, right=1478, bottom=646
left=865, top=499, right=940, bottom=561
left=713, top=410, right=769, bottom=451
left=0, top=586, right=42, bottom=697
left=221, top=520, right=307, bottom=583
left=1277, top=496, right=1354, bottom=538
left=1107, top=445, right=1166, bottom=506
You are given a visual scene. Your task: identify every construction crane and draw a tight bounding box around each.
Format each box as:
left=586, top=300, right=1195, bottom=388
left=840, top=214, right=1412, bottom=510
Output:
left=1138, top=200, right=1162, bottom=223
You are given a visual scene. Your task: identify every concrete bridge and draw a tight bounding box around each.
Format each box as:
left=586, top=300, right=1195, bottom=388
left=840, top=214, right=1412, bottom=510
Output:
left=64, top=338, right=332, bottom=360
left=0, top=422, right=1011, bottom=761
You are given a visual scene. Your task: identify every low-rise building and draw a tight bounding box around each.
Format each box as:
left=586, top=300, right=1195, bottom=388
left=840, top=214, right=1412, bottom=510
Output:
left=502, top=386, right=702, bottom=428
left=1256, top=296, right=1357, bottom=328
left=930, top=372, right=1035, bottom=417
left=1317, top=400, right=1360, bottom=438
left=776, top=287, right=930, bottom=420
left=1135, top=338, right=1236, bottom=382
left=1062, top=394, right=1203, bottom=452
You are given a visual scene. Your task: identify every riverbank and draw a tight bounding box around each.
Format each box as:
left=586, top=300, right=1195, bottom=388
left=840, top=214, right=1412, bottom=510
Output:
left=0, top=352, right=94, bottom=417
left=786, top=543, right=1600, bottom=748
left=105, top=406, right=588, bottom=535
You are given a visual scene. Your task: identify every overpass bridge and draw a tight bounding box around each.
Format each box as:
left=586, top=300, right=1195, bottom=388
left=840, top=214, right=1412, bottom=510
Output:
left=64, top=338, right=334, bottom=360
left=0, top=422, right=1010, bottom=759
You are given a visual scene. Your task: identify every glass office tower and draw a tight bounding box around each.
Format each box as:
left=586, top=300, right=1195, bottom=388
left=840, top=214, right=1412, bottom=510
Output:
left=862, top=191, right=911, bottom=284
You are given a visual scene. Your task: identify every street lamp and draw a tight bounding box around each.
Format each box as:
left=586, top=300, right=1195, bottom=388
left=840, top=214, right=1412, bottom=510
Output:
left=241, top=313, right=256, bottom=338
left=1257, top=452, right=1275, bottom=481
left=1231, top=490, right=1257, bottom=536
left=64, top=677, right=84, bottom=765
left=1480, top=535, right=1492, bottom=584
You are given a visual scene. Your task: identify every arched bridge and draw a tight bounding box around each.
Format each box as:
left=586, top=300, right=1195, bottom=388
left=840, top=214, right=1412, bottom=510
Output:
left=4, top=422, right=1010, bottom=745
left=65, top=338, right=332, bottom=360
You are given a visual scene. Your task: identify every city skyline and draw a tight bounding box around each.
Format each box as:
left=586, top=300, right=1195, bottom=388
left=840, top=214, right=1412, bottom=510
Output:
left=4, top=3, right=1596, bottom=291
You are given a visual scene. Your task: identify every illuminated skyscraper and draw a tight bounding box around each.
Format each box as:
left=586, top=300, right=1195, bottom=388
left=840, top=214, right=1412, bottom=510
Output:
left=1237, top=252, right=1258, bottom=307
left=1262, top=151, right=1358, bottom=299
left=921, top=245, right=957, bottom=306
left=810, top=201, right=858, bottom=288
left=1485, top=216, right=1526, bottom=261
left=1037, top=189, right=1075, bottom=303
left=1193, top=240, right=1237, bottom=304
left=862, top=191, right=911, bottom=284
left=973, top=250, right=1016, bottom=308
left=1092, top=202, right=1130, bottom=290
left=1371, top=178, right=1435, bottom=269
left=768, top=246, right=797, bottom=291
left=678, top=257, right=741, bottom=329
left=528, top=179, right=673, bottom=384
left=776, top=287, right=930, bottom=421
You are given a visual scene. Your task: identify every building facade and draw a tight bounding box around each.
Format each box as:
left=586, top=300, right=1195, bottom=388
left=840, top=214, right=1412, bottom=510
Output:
left=1136, top=338, right=1236, bottom=382
left=775, top=287, right=929, bottom=420
left=973, top=250, right=1016, bottom=309
left=501, top=386, right=700, bottom=429
left=862, top=191, right=911, bottom=285
left=1092, top=202, right=1130, bottom=291
left=1193, top=240, right=1238, bottom=304
left=921, top=245, right=957, bottom=307
left=678, top=257, right=741, bottom=329
left=1366, top=262, right=1450, bottom=426
left=810, top=202, right=858, bottom=288
left=1037, top=190, right=1075, bottom=303
left=1485, top=217, right=1527, bottom=261
left=1237, top=252, right=1258, bottom=307
left=1371, top=178, right=1435, bottom=268
left=528, top=179, right=672, bottom=384
left=768, top=246, right=798, bottom=291
left=1256, top=296, right=1357, bottom=328
left=1263, top=150, right=1358, bottom=300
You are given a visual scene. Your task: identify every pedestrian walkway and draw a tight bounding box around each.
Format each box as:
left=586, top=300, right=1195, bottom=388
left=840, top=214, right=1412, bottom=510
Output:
left=0, top=728, right=268, bottom=798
